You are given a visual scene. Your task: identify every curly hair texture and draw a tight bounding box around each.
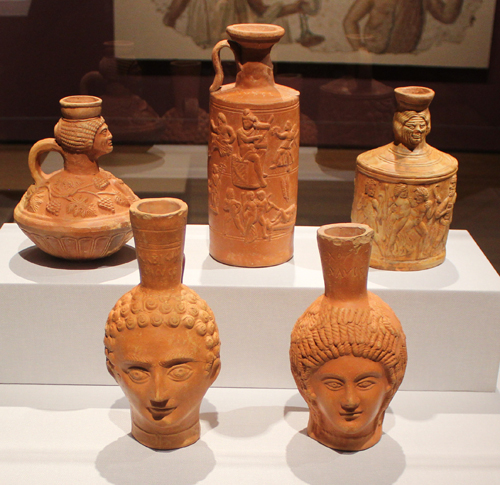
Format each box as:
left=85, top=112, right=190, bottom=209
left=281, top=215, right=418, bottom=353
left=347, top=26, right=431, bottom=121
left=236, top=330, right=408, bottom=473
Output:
left=104, top=285, right=221, bottom=376
left=290, top=294, right=407, bottom=416
left=54, top=116, right=105, bottom=153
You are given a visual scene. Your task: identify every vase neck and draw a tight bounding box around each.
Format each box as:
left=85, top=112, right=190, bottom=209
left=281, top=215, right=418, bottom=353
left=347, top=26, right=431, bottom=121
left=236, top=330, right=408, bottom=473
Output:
left=234, top=45, right=275, bottom=89
left=317, top=224, right=373, bottom=307
left=63, top=152, right=100, bottom=175
left=130, top=198, right=188, bottom=291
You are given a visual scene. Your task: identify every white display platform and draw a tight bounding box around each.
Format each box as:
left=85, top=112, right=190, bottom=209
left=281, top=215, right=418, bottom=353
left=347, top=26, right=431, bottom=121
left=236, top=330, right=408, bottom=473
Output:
left=1, top=224, right=500, bottom=391
left=1, top=384, right=499, bottom=484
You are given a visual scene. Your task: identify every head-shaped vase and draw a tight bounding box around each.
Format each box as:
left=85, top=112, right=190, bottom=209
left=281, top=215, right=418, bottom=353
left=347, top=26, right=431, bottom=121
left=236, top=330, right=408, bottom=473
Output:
left=290, top=223, right=407, bottom=451
left=105, top=198, right=221, bottom=449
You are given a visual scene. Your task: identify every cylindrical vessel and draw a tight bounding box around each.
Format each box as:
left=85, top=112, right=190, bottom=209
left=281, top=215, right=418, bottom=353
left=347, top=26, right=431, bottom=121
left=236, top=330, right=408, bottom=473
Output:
left=290, top=223, right=407, bottom=451
left=208, top=24, right=300, bottom=267
left=14, top=95, right=139, bottom=260
left=131, top=198, right=187, bottom=291
left=104, top=198, right=221, bottom=450
left=351, top=86, right=458, bottom=270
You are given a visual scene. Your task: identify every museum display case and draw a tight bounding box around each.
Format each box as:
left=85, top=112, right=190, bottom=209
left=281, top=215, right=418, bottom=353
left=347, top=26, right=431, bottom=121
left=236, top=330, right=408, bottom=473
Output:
left=1, top=1, right=500, bottom=483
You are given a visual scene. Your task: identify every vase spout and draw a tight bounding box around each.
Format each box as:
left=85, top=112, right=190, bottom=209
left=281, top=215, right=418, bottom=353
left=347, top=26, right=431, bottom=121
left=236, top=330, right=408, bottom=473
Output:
left=317, top=223, right=373, bottom=306
left=130, top=198, right=188, bottom=291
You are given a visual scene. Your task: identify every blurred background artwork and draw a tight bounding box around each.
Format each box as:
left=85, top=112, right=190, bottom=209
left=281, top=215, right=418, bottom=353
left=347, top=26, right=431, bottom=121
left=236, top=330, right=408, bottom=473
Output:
left=115, top=0, right=496, bottom=67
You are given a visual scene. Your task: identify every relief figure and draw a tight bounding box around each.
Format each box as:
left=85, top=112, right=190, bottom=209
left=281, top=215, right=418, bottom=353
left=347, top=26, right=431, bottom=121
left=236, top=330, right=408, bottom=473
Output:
left=211, top=112, right=236, bottom=157
left=399, top=186, right=434, bottom=258
left=432, top=175, right=457, bottom=249
left=242, top=191, right=259, bottom=242
left=232, top=109, right=274, bottom=189
left=270, top=120, right=299, bottom=171
left=223, top=187, right=244, bottom=235
left=222, top=187, right=296, bottom=241
left=355, top=178, right=383, bottom=250
left=208, top=162, right=222, bottom=214
left=386, top=183, right=411, bottom=252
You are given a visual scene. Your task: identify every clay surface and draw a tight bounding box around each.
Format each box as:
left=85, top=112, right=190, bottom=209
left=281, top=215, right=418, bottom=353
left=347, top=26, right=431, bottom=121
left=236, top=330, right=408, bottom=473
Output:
left=290, top=223, right=407, bottom=451
left=105, top=198, right=221, bottom=450
left=14, top=95, right=138, bottom=260
left=351, top=86, right=458, bottom=270
left=208, top=24, right=300, bottom=267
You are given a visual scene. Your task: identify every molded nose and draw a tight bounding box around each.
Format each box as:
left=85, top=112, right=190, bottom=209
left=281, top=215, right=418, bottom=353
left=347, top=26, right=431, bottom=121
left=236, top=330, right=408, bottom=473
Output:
left=151, top=372, right=169, bottom=404
left=341, top=386, right=360, bottom=411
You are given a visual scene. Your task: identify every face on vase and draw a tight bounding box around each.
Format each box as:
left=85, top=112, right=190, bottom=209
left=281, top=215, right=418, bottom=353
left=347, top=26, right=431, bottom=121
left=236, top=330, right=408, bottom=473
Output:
left=307, top=355, right=391, bottom=440
left=410, top=191, right=426, bottom=208
left=402, top=115, right=427, bottom=148
left=92, top=123, right=113, bottom=157
left=111, top=324, right=219, bottom=436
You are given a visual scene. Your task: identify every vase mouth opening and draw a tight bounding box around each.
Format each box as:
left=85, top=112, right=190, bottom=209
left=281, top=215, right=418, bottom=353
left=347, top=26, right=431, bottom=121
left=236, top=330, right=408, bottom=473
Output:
left=319, top=223, right=373, bottom=240
left=60, top=96, right=102, bottom=119
left=394, top=86, right=435, bottom=112
left=132, top=198, right=187, bottom=218
left=226, top=23, right=285, bottom=45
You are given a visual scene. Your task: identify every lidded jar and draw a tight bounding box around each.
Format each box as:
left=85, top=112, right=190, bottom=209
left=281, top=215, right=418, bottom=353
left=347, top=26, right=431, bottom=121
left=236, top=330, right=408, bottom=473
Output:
left=14, top=95, right=139, bottom=259
left=104, top=198, right=221, bottom=450
left=290, top=223, right=407, bottom=451
left=351, top=86, right=458, bottom=270
left=208, top=23, right=300, bottom=267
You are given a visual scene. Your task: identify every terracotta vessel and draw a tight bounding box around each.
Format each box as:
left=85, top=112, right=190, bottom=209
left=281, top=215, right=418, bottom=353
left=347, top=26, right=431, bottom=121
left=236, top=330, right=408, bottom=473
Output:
left=351, top=86, right=458, bottom=270
left=14, top=96, right=139, bottom=260
left=290, top=223, right=407, bottom=451
left=208, top=23, right=300, bottom=267
left=104, top=198, right=221, bottom=450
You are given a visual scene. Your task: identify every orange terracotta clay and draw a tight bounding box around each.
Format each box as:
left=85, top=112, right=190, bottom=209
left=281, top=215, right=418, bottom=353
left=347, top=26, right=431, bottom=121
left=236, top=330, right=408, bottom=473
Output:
left=290, top=223, right=407, bottom=451
left=14, top=95, right=139, bottom=260
left=208, top=24, right=300, bottom=267
left=104, top=198, right=221, bottom=450
left=351, top=86, right=458, bottom=270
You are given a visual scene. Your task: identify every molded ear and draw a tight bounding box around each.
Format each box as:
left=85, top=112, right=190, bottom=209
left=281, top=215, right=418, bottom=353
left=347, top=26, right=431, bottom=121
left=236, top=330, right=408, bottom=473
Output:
left=304, top=385, right=317, bottom=404
left=209, top=359, right=221, bottom=382
left=106, top=359, right=118, bottom=381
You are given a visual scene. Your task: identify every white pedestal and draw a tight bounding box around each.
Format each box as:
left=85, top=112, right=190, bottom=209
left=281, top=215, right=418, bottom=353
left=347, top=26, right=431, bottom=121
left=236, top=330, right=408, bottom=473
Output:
left=1, top=224, right=499, bottom=391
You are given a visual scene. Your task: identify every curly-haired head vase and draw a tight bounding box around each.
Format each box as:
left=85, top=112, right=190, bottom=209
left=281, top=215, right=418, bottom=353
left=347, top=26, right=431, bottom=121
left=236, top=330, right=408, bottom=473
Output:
left=105, top=290, right=221, bottom=450
left=290, top=224, right=407, bottom=451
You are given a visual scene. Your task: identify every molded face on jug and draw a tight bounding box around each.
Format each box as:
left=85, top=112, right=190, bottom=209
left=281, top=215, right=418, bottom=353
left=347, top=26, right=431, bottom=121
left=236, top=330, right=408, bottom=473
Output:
left=105, top=197, right=221, bottom=450
left=290, top=223, right=407, bottom=451
left=107, top=321, right=220, bottom=446
left=306, top=355, right=391, bottom=446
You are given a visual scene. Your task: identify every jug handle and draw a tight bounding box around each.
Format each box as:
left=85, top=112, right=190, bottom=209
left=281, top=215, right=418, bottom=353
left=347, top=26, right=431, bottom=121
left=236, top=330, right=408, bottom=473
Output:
left=28, top=138, right=64, bottom=186
left=209, top=39, right=241, bottom=93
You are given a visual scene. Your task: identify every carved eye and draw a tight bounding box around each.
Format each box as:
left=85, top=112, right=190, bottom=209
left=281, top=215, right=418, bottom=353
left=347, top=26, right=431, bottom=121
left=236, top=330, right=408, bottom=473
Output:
left=127, top=368, right=150, bottom=383
left=357, top=379, right=376, bottom=390
left=168, top=365, right=193, bottom=382
left=323, top=379, right=343, bottom=391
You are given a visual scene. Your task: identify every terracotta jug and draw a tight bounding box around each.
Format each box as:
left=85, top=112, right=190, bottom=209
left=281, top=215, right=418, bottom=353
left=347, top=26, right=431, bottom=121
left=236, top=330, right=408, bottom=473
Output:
left=290, top=223, right=407, bottom=451
left=208, top=23, right=300, bottom=267
left=104, top=198, right=221, bottom=450
left=14, top=95, right=139, bottom=260
left=351, top=86, right=458, bottom=270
